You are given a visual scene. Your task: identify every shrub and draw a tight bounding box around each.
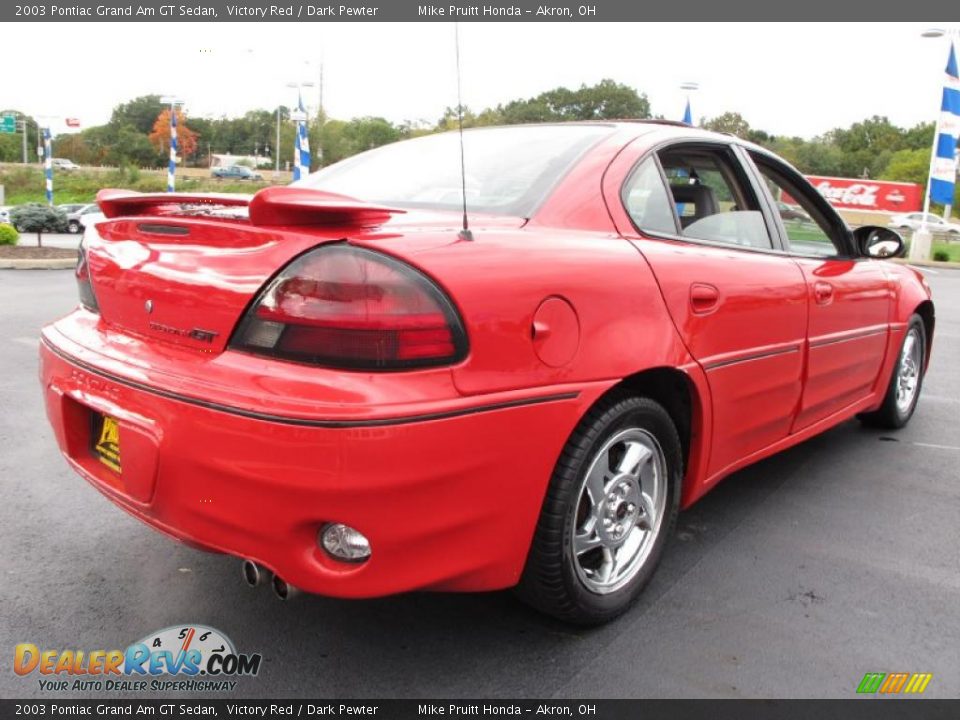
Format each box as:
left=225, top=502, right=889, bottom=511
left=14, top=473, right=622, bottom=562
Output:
left=9, top=204, right=68, bottom=247
left=933, top=249, right=950, bottom=262
left=0, top=224, right=18, bottom=245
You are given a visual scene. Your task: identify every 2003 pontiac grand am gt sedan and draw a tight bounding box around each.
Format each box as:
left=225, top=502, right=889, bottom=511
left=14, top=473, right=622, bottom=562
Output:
left=40, top=121, right=934, bottom=624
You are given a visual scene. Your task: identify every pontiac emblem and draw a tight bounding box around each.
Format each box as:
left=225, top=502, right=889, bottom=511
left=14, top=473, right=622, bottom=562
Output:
left=144, top=300, right=153, bottom=314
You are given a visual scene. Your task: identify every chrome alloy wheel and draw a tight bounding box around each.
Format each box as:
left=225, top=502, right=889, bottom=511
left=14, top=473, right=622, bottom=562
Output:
left=570, top=428, right=667, bottom=595
left=895, top=327, right=922, bottom=415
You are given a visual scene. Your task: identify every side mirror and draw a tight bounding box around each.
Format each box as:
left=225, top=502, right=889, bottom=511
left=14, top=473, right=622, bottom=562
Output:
left=853, top=225, right=905, bottom=259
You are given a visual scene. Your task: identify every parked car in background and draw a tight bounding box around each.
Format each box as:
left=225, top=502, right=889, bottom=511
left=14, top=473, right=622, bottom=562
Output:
left=0, top=207, right=11, bottom=225
left=65, top=204, right=100, bottom=234
left=61, top=203, right=100, bottom=235
left=212, top=165, right=263, bottom=180
left=51, top=158, right=81, bottom=171
left=889, top=212, right=960, bottom=235
left=777, top=201, right=812, bottom=223
left=40, top=122, right=933, bottom=624
left=57, top=203, right=87, bottom=216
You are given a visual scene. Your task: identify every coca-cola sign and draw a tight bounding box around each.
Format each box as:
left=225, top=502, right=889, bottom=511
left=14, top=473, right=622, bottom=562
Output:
left=801, top=176, right=922, bottom=213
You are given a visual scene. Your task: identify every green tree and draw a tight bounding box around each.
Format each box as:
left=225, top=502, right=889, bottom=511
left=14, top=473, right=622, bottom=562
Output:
left=109, top=95, right=165, bottom=134
left=318, top=117, right=401, bottom=165
left=0, top=110, right=39, bottom=163
left=882, top=148, right=929, bottom=186
left=9, top=204, right=67, bottom=247
left=497, top=79, right=650, bottom=124
left=702, top=112, right=752, bottom=138
left=110, top=126, right=161, bottom=167
left=900, top=122, right=935, bottom=151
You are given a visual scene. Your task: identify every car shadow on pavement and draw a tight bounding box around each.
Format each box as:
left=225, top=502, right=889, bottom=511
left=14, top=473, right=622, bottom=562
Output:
left=143, top=423, right=854, bottom=698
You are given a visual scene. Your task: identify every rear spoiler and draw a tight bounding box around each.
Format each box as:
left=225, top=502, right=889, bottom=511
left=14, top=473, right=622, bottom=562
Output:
left=96, top=187, right=406, bottom=227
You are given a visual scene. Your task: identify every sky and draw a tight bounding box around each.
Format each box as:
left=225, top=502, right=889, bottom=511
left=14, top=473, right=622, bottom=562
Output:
left=7, top=22, right=957, bottom=138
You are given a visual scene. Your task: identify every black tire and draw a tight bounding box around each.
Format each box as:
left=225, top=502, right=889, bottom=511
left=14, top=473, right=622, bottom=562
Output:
left=858, top=314, right=926, bottom=429
left=67, top=220, right=81, bottom=234
left=517, top=394, right=682, bottom=625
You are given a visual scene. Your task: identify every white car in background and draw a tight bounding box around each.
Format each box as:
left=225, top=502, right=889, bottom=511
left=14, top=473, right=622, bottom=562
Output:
left=51, top=158, right=81, bottom=171
left=0, top=207, right=11, bottom=225
left=889, top=212, right=960, bottom=235
left=65, top=204, right=100, bottom=234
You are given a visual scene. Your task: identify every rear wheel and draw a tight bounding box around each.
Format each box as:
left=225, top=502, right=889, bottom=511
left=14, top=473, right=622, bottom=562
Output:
left=67, top=220, right=81, bottom=234
left=517, top=395, right=681, bottom=625
left=859, top=315, right=926, bottom=429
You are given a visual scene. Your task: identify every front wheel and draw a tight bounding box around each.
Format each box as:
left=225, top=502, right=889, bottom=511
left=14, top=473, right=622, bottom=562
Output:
left=517, top=395, right=682, bottom=625
left=859, top=315, right=926, bottom=429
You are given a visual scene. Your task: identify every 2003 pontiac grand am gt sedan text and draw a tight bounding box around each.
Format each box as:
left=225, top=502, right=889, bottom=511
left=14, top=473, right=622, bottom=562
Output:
left=39, top=122, right=934, bottom=624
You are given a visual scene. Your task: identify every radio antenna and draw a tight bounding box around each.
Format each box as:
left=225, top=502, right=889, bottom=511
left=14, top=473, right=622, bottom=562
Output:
left=454, top=22, right=472, bottom=241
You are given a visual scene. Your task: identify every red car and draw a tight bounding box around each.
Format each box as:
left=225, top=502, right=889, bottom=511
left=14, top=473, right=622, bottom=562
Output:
left=40, top=122, right=933, bottom=624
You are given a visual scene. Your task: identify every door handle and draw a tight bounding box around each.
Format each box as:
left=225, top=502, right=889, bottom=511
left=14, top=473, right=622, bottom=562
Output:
left=690, top=283, right=720, bottom=314
left=813, top=281, right=834, bottom=305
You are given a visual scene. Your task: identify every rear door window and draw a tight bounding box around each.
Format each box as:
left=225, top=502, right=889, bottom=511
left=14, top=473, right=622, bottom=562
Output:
left=622, top=157, right=678, bottom=235
left=657, top=145, right=773, bottom=250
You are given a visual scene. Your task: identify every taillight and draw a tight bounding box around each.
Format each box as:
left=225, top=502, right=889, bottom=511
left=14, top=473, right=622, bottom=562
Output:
left=76, top=243, right=99, bottom=313
left=230, top=245, right=468, bottom=370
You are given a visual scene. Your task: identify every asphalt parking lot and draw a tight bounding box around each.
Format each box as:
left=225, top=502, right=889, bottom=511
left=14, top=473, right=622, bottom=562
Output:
left=1, top=266, right=958, bottom=699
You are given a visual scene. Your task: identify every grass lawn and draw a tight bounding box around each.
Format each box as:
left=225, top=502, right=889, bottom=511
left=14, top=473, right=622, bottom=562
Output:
left=0, top=166, right=277, bottom=205
left=930, top=241, right=960, bottom=262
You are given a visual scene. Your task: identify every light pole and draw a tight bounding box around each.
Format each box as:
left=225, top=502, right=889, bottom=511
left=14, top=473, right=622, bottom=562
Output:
left=680, top=81, right=699, bottom=125
left=275, top=104, right=281, bottom=175
left=17, top=114, right=28, bottom=164
left=33, top=115, right=57, bottom=205
left=161, top=96, right=184, bottom=193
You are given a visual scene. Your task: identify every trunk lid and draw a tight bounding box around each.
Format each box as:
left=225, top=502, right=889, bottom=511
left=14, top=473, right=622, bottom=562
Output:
left=86, top=188, right=409, bottom=354
left=85, top=188, right=524, bottom=355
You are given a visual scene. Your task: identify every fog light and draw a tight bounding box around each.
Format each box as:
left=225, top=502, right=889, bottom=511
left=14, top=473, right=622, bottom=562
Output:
left=320, top=523, right=371, bottom=562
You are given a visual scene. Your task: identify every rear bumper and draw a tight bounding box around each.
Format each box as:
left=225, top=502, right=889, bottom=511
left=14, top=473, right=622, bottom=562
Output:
left=39, top=319, right=607, bottom=596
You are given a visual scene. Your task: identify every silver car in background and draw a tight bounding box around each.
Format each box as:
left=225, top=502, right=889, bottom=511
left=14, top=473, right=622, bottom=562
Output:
left=889, top=212, right=960, bottom=235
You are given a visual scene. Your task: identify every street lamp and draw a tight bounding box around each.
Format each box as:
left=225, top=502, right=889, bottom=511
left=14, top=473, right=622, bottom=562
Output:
left=160, top=96, right=184, bottom=193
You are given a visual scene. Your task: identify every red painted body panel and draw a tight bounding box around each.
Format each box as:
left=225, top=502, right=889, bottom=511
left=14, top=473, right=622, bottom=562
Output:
left=40, top=122, right=934, bottom=597
left=790, top=258, right=893, bottom=430
left=40, top=332, right=614, bottom=594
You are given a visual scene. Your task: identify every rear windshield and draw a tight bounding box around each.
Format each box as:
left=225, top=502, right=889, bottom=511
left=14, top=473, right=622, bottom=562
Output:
left=296, top=125, right=613, bottom=217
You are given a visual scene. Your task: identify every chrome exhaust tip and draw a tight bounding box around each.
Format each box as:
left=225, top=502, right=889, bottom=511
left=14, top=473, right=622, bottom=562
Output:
left=241, top=560, right=265, bottom=588
left=271, top=574, right=299, bottom=601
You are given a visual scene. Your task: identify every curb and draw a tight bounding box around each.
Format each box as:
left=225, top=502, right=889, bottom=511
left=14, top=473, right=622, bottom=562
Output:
left=892, top=258, right=960, bottom=270
left=0, top=258, right=77, bottom=270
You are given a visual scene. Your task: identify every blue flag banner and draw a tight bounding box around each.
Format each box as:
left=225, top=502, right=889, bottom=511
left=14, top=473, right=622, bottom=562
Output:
left=929, top=43, right=960, bottom=205
left=682, top=100, right=692, bottom=125
left=43, top=127, right=53, bottom=206
left=294, top=92, right=311, bottom=181
left=167, top=109, right=178, bottom=193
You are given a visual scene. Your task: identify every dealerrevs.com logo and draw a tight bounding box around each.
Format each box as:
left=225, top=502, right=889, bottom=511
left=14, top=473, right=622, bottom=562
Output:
left=14, top=625, right=262, bottom=693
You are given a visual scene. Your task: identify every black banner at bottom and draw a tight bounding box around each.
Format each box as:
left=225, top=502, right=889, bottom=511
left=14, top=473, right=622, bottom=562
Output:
left=1, top=699, right=958, bottom=720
